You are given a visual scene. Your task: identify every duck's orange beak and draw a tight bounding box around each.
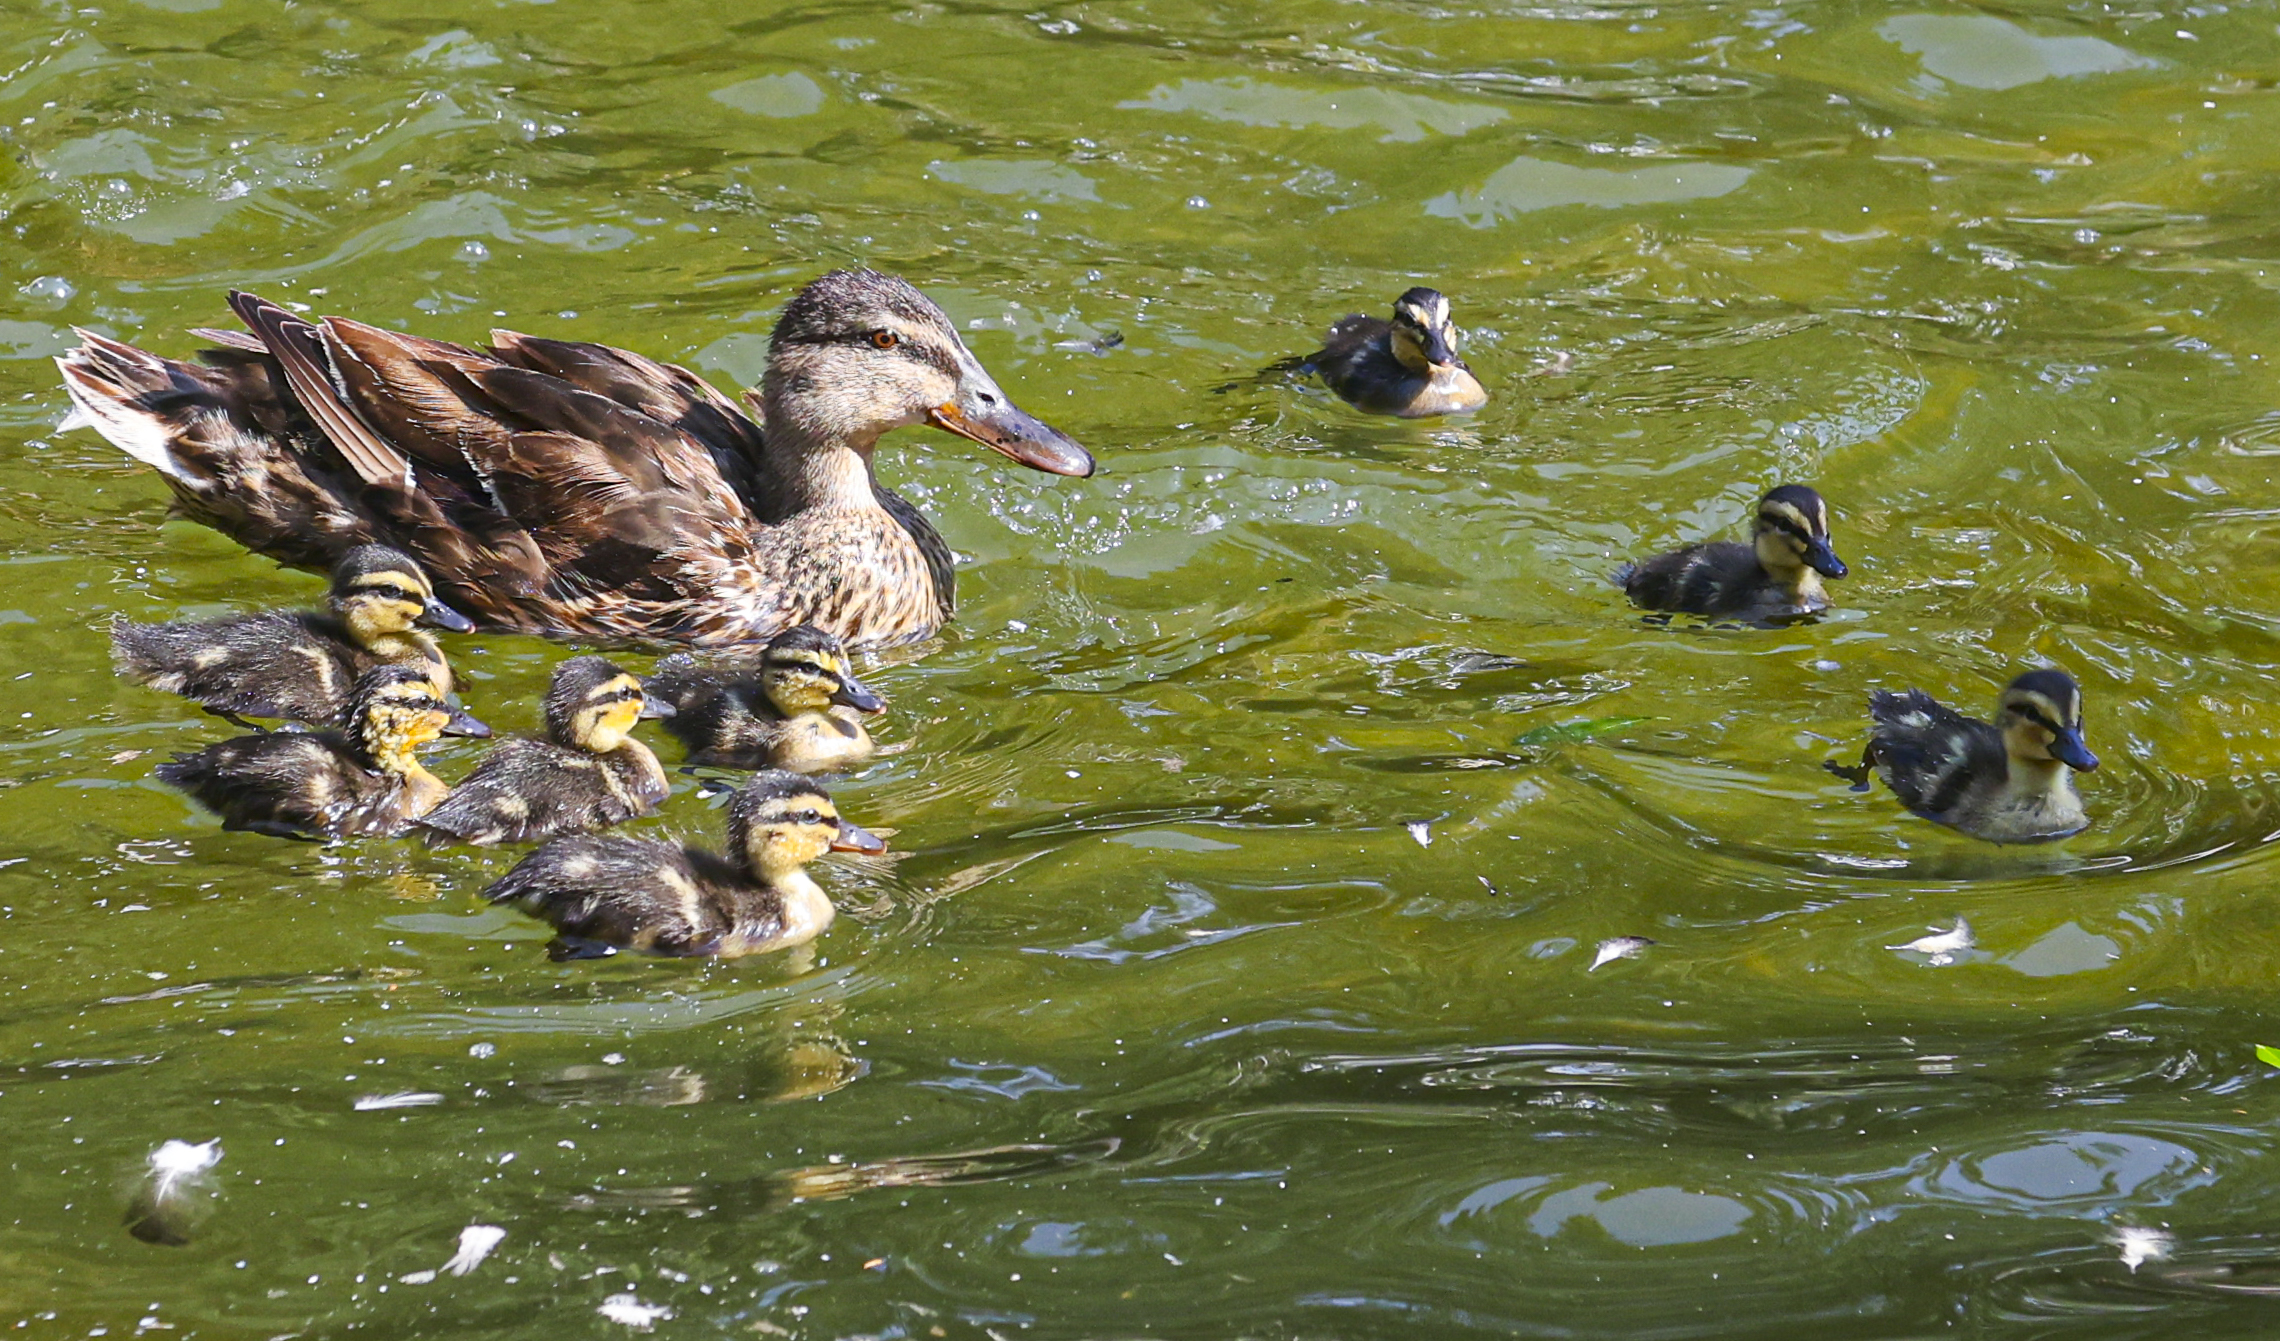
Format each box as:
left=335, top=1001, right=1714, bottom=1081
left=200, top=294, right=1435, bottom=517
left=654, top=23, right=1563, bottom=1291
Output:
left=929, top=400, right=1094, bottom=478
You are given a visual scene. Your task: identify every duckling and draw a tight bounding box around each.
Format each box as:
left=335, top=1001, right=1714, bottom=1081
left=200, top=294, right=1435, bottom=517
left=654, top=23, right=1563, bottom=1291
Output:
left=1298, top=287, right=1487, bottom=418
left=645, top=625, right=885, bottom=773
left=1831, top=669, right=2100, bottom=844
left=111, top=545, right=488, bottom=735
left=1620, top=485, right=1848, bottom=623
left=155, top=664, right=453, bottom=839
left=417, top=657, right=671, bottom=846
left=485, top=771, right=886, bottom=960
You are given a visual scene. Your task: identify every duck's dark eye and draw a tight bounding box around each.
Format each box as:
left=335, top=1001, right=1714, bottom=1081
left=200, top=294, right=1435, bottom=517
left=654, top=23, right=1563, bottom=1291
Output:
left=869, top=330, right=899, bottom=350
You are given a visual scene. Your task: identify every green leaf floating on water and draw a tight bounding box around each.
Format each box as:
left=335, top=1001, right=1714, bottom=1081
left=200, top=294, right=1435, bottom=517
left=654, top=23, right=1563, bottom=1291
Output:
left=1514, top=716, right=1657, bottom=750
left=2258, top=1044, right=2280, bottom=1069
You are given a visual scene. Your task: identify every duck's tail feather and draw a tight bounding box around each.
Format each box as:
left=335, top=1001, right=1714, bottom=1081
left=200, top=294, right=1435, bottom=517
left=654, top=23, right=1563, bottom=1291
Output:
left=56, top=331, right=198, bottom=482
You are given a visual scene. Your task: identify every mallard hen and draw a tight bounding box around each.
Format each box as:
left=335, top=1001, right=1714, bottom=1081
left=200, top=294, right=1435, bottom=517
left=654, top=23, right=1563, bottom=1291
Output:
left=57, top=269, right=1094, bottom=650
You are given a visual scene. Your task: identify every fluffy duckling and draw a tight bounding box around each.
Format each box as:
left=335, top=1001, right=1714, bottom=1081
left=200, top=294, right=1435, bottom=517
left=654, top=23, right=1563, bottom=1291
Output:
left=1621, top=485, right=1848, bottom=623
left=1833, top=669, right=2100, bottom=844
left=1301, top=287, right=1487, bottom=418
left=155, top=664, right=453, bottom=839
left=485, top=771, right=886, bottom=960
left=112, top=545, right=488, bottom=735
left=418, top=657, right=671, bottom=846
left=645, top=625, right=885, bottom=772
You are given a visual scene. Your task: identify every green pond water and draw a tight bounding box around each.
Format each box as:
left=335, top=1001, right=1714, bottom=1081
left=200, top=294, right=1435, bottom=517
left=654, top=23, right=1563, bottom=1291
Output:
left=5, top=0, right=2280, bottom=1334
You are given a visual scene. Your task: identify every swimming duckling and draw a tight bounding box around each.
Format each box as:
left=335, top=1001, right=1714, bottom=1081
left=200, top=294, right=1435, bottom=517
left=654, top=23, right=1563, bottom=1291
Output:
left=1300, top=287, right=1487, bottom=418
left=155, top=664, right=453, bottom=839
left=485, top=771, right=886, bottom=959
left=1832, top=669, right=2100, bottom=844
left=417, top=657, right=671, bottom=846
left=112, top=545, right=488, bottom=735
left=1621, top=485, right=1848, bottom=623
left=645, top=625, right=885, bottom=773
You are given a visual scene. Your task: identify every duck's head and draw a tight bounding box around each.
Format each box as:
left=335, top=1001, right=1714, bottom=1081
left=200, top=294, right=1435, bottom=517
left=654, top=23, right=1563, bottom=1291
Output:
left=543, top=656, right=655, bottom=753
left=348, top=664, right=452, bottom=768
left=1387, top=287, right=1468, bottom=374
left=1997, top=669, right=2098, bottom=772
left=760, top=625, right=886, bottom=717
left=761, top=268, right=1093, bottom=478
left=1750, top=485, right=1848, bottom=581
left=330, top=545, right=476, bottom=639
left=726, top=770, right=888, bottom=879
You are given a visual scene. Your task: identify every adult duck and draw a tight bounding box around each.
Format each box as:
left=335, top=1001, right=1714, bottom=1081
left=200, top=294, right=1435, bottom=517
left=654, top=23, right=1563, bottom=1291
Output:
left=57, top=269, right=1094, bottom=649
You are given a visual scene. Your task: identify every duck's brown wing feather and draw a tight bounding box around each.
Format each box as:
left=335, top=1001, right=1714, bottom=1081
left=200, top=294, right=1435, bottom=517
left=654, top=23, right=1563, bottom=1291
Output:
left=149, top=294, right=763, bottom=633
left=488, top=331, right=770, bottom=512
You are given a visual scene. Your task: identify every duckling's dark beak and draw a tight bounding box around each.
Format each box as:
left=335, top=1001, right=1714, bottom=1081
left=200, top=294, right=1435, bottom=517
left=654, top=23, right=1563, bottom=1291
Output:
left=1421, top=327, right=1460, bottom=368
left=638, top=692, right=675, bottom=720
left=2048, top=725, right=2098, bottom=772
left=1803, top=537, right=1848, bottom=580
left=830, top=819, right=888, bottom=855
left=930, top=349, right=1093, bottom=477
left=830, top=673, right=886, bottom=715
left=420, top=597, right=477, bottom=634
left=443, top=703, right=492, bottom=738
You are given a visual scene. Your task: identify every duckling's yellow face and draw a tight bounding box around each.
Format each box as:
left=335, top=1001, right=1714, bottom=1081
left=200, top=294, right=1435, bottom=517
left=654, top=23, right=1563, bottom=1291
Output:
left=1750, top=487, right=1848, bottom=582
left=1389, top=290, right=1462, bottom=372
left=337, top=566, right=433, bottom=640
left=1997, top=676, right=2099, bottom=772
left=356, top=673, right=452, bottom=764
left=761, top=644, right=884, bottom=717
left=744, top=792, right=849, bottom=875
left=565, top=674, right=648, bottom=753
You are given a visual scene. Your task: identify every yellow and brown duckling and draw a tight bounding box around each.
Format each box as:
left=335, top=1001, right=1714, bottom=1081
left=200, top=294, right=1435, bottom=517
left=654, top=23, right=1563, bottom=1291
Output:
left=1620, top=485, right=1847, bottom=623
left=155, top=664, right=453, bottom=839
left=111, top=544, right=487, bottom=736
left=59, top=269, right=1094, bottom=650
left=1831, top=669, right=2099, bottom=844
left=644, top=625, right=885, bottom=773
left=417, top=657, right=671, bottom=847
left=485, top=771, right=886, bottom=960
left=1300, top=287, right=1487, bottom=418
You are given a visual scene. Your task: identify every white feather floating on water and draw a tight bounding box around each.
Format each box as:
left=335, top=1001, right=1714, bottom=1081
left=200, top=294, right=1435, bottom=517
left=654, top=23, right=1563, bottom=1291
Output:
left=444, top=1224, right=507, bottom=1276
left=1888, top=919, right=1973, bottom=965
left=354, top=1091, right=445, bottom=1111
left=1589, top=936, right=1654, bottom=971
left=598, top=1295, right=674, bottom=1330
left=2110, top=1225, right=2172, bottom=1272
left=125, top=1139, right=223, bottom=1245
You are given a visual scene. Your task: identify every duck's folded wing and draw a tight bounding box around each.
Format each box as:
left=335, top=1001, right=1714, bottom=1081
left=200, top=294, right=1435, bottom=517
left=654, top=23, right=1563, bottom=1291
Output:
left=219, top=294, right=551, bottom=600
left=271, top=301, right=762, bottom=618
left=486, top=331, right=770, bottom=513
